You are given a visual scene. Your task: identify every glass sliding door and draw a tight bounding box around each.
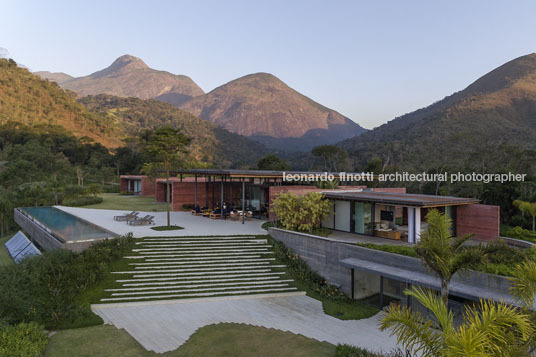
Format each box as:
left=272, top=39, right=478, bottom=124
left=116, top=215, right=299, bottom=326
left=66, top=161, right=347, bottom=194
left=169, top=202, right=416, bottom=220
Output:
left=355, top=202, right=373, bottom=235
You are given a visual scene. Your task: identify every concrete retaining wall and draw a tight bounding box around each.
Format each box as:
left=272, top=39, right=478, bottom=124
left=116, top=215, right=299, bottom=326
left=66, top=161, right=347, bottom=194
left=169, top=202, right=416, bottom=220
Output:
left=268, top=227, right=514, bottom=298
left=15, top=208, right=64, bottom=251
left=14, top=208, right=112, bottom=253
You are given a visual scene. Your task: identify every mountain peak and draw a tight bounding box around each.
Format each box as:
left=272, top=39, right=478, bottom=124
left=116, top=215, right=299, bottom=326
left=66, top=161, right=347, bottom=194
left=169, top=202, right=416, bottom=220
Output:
left=92, top=55, right=148, bottom=78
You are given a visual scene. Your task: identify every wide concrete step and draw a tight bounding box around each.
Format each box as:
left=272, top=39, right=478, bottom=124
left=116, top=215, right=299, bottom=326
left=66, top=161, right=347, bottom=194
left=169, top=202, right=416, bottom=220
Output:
left=132, top=246, right=272, bottom=252
left=107, top=280, right=295, bottom=292
left=125, top=251, right=273, bottom=259
left=120, top=276, right=283, bottom=286
left=100, top=287, right=299, bottom=302
left=133, top=262, right=275, bottom=270
left=114, top=265, right=286, bottom=274
left=142, top=236, right=255, bottom=241
left=116, top=272, right=286, bottom=283
left=130, top=258, right=275, bottom=265
left=142, top=255, right=265, bottom=262
left=130, top=269, right=277, bottom=278
left=138, top=243, right=267, bottom=248
left=109, top=283, right=293, bottom=296
left=137, top=239, right=267, bottom=245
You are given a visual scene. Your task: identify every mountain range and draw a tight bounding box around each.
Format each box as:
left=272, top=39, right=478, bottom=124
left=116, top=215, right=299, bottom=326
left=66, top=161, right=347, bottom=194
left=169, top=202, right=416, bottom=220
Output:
left=339, top=53, right=536, bottom=171
left=36, top=55, right=204, bottom=106
left=35, top=55, right=366, bottom=151
left=1, top=58, right=266, bottom=168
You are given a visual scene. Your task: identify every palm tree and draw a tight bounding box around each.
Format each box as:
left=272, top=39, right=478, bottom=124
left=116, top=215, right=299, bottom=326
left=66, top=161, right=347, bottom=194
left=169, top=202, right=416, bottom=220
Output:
left=416, top=209, right=483, bottom=301
left=379, top=287, right=533, bottom=356
left=513, top=200, right=536, bottom=231
left=509, top=261, right=536, bottom=353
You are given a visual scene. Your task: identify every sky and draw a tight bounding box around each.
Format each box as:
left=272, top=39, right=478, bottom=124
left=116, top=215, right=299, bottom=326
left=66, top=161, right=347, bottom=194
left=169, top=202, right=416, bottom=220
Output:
left=1, top=0, right=536, bottom=129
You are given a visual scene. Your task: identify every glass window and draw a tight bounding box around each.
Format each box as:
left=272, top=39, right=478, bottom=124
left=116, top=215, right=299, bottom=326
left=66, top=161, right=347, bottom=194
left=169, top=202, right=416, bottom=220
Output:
left=355, top=202, right=373, bottom=235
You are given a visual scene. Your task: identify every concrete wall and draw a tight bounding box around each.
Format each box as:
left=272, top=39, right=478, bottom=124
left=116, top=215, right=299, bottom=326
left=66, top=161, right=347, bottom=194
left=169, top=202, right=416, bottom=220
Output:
left=268, top=227, right=514, bottom=299
left=14, top=209, right=117, bottom=253
left=15, top=209, right=64, bottom=251
left=457, top=204, right=500, bottom=241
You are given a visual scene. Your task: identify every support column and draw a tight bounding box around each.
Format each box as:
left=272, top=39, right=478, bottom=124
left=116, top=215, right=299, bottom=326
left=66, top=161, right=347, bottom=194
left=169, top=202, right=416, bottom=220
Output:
left=408, top=207, right=415, bottom=244
left=242, top=179, right=245, bottom=224
left=194, top=175, right=198, bottom=208
left=415, top=208, right=421, bottom=242
left=221, top=176, right=224, bottom=219
left=379, top=276, right=384, bottom=308
left=205, top=176, right=209, bottom=208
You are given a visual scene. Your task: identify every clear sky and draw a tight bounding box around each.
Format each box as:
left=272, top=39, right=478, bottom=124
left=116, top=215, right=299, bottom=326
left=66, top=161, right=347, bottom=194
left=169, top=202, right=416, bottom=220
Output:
left=1, top=0, right=535, bottom=129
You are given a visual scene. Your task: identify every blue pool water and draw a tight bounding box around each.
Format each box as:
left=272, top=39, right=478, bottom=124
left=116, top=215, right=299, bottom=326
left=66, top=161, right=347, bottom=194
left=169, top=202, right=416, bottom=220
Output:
left=21, top=207, right=112, bottom=242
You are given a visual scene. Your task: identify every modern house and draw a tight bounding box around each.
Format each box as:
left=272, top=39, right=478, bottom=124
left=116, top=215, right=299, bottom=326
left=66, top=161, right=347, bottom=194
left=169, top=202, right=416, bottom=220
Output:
left=321, top=191, right=500, bottom=242
left=120, top=175, right=156, bottom=196
left=120, top=170, right=500, bottom=242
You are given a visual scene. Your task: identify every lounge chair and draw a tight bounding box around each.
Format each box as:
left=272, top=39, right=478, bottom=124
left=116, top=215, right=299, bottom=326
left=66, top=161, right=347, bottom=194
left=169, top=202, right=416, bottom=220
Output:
left=191, top=206, right=203, bottom=216
left=209, top=209, right=222, bottom=219
left=114, top=211, right=138, bottom=221
left=127, top=215, right=155, bottom=226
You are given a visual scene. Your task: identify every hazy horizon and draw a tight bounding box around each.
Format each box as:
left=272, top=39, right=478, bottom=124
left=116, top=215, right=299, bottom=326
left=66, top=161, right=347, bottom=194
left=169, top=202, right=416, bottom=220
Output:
left=1, top=0, right=535, bottom=129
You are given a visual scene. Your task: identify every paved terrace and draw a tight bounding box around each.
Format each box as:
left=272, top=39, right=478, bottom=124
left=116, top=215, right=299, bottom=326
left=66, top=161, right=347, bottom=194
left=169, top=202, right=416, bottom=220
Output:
left=92, top=295, right=398, bottom=354
left=56, top=206, right=267, bottom=237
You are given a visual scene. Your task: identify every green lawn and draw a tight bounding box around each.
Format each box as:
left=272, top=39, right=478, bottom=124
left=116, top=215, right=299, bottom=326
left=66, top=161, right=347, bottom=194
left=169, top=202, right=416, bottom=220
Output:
left=0, top=234, right=14, bottom=267
left=82, top=193, right=169, bottom=212
left=45, top=323, right=336, bottom=357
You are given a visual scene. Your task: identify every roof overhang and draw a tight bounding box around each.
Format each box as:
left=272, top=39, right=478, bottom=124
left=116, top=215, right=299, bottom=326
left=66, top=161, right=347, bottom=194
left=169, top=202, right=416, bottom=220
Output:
left=340, top=257, right=520, bottom=306
left=324, top=192, right=479, bottom=208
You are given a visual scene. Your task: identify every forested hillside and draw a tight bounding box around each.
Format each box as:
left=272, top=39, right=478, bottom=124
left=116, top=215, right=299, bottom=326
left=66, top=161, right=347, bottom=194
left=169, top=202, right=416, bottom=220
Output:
left=0, top=59, right=122, bottom=147
left=339, top=53, right=536, bottom=171
left=79, top=95, right=268, bottom=168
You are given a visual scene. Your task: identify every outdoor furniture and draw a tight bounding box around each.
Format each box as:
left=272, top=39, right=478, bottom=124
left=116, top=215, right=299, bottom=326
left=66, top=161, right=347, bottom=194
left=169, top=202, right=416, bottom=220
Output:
left=236, top=210, right=253, bottom=221
left=210, top=209, right=222, bottom=219
left=127, top=215, right=155, bottom=226
left=229, top=211, right=239, bottom=221
left=114, top=211, right=138, bottom=221
left=191, top=206, right=203, bottom=216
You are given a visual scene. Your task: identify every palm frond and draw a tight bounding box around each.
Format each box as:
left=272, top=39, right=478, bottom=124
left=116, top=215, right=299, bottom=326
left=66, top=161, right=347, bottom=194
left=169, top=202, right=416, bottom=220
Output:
left=405, top=287, right=454, bottom=332
left=509, top=261, right=536, bottom=309
left=379, top=303, right=442, bottom=356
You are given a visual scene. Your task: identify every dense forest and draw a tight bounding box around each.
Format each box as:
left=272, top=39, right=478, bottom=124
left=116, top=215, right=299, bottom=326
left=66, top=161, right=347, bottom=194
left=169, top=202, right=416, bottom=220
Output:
left=79, top=95, right=268, bottom=168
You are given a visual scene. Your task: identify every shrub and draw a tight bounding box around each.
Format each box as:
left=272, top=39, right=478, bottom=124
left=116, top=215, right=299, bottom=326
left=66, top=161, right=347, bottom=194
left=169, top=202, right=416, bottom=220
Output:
left=0, top=234, right=134, bottom=329
left=335, top=344, right=381, bottom=356
left=272, top=192, right=332, bottom=233
left=504, top=226, right=536, bottom=243
left=356, top=243, right=418, bottom=258
left=62, top=196, right=103, bottom=207
left=0, top=322, right=48, bottom=357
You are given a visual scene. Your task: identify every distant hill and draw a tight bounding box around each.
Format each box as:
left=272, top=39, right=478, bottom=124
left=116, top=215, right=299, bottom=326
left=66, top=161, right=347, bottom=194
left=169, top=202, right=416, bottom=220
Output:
left=79, top=95, right=269, bottom=168
left=0, top=58, right=122, bottom=147
left=43, top=55, right=204, bottom=106
left=339, top=53, right=536, bottom=170
left=34, top=71, right=73, bottom=84
left=180, top=73, right=366, bottom=151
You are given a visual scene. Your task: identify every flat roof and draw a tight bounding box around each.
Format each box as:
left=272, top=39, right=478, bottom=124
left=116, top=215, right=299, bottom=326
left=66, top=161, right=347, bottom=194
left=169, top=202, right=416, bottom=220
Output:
left=340, top=257, right=521, bottom=307
left=170, top=169, right=378, bottom=180
left=324, top=191, right=479, bottom=207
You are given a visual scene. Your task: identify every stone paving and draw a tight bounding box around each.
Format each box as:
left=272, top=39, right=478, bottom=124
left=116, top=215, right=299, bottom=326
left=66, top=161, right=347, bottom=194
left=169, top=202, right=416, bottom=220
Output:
left=92, top=294, right=398, bottom=354
left=56, top=206, right=267, bottom=238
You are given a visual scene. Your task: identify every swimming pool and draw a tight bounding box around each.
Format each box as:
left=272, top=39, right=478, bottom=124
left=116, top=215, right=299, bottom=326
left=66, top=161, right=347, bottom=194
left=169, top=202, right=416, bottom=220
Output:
left=21, top=206, right=113, bottom=242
